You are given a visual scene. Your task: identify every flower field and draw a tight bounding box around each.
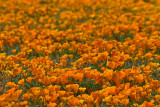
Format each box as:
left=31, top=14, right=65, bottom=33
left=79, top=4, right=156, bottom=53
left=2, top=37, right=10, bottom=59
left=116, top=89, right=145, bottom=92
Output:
left=0, top=0, right=160, bottom=106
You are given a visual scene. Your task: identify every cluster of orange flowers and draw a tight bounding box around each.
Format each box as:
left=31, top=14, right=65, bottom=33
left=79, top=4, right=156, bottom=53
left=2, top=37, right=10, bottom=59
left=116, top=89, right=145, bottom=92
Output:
left=0, top=0, right=160, bottom=106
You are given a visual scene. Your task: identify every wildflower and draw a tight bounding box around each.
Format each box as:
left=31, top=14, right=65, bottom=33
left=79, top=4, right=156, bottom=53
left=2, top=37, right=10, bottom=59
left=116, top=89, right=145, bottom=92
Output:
left=20, top=101, right=28, bottom=106
left=6, top=82, right=17, bottom=88
left=79, top=87, right=86, bottom=94
left=18, top=79, right=24, bottom=86
left=26, top=77, right=33, bottom=83
left=104, top=69, right=114, bottom=80
left=12, top=90, right=23, bottom=102
left=47, top=102, right=57, bottom=107
left=58, top=91, right=66, bottom=97
left=120, top=98, right=129, bottom=106
left=11, top=49, right=16, bottom=54
left=139, top=100, right=154, bottom=107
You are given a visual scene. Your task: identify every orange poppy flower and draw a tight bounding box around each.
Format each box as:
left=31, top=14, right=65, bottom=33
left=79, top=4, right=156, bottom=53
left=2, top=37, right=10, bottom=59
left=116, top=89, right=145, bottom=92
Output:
left=47, top=102, right=57, bottom=107
left=20, top=101, right=28, bottom=106
left=26, top=77, right=33, bottom=83
left=11, top=49, right=16, bottom=54
left=58, top=91, right=66, bottom=98
left=68, top=96, right=79, bottom=106
left=139, top=100, right=154, bottom=107
left=79, top=87, right=86, bottom=94
left=104, top=69, right=114, bottom=80
left=136, top=74, right=144, bottom=84
left=65, top=85, right=72, bottom=92
left=120, top=98, right=129, bottom=106
left=18, top=79, right=24, bottom=86
left=72, top=84, right=79, bottom=93
left=12, top=90, right=23, bottom=102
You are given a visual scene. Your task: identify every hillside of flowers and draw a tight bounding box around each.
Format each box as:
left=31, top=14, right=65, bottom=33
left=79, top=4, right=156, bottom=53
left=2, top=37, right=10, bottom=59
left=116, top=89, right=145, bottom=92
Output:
left=0, top=0, right=160, bottom=106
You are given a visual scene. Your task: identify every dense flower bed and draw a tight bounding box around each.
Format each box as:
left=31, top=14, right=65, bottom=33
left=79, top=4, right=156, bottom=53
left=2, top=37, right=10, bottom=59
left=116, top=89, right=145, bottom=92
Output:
left=0, top=0, right=160, bottom=106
